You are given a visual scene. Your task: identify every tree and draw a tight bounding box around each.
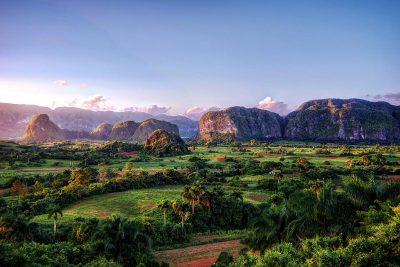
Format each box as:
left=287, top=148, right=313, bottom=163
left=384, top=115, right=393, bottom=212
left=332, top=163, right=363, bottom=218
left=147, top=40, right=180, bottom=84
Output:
left=230, top=190, right=244, bottom=203
left=0, top=212, right=32, bottom=242
left=70, top=168, right=91, bottom=185
left=182, top=186, right=196, bottom=214
left=47, top=204, right=63, bottom=236
left=158, top=200, right=171, bottom=226
left=345, top=178, right=400, bottom=209
left=98, top=163, right=115, bottom=182
left=295, top=157, right=311, bottom=171
left=92, top=216, right=151, bottom=265
left=11, top=180, right=29, bottom=197
left=124, top=162, right=134, bottom=172
left=32, top=181, right=43, bottom=193
left=246, top=205, right=291, bottom=253
left=172, top=200, right=190, bottom=232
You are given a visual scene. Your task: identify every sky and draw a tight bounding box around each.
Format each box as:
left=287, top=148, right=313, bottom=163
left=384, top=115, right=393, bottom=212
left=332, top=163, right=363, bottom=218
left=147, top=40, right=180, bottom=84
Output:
left=0, top=0, right=399, bottom=118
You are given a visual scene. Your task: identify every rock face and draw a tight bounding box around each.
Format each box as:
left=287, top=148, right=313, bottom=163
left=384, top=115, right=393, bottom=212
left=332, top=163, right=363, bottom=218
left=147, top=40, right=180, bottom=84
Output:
left=132, top=119, right=179, bottom=142
left=144, top=129, right=189, bottom=156
left=89, top=123, right=113, bottom=140
left=109, top=121, right=139, bottom=140
left=22, top=114, right=65, bottom=142
left=285, top=99, right=400, bottom=141
left=198, top=106, right=283, bottom=142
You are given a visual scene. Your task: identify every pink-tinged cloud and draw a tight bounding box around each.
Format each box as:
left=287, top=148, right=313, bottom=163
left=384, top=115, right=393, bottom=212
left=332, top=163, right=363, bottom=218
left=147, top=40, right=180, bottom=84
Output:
left=366, top=92, right=400, bottom=105
left=79, top=83, right=87, bottom=89
left=257, top=97, right=291, bottom=115
left=54, top=79, right=68, bottom=86
left=184, top=106, right=221, bottom=120
left=123, top=105, right=171, bottom=115
left=65, top=95, right=115, bottom=111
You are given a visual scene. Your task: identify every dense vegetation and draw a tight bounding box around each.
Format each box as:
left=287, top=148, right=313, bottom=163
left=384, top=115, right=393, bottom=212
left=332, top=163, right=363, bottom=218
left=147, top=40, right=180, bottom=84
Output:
left=0, top=140, right=399, bottom=266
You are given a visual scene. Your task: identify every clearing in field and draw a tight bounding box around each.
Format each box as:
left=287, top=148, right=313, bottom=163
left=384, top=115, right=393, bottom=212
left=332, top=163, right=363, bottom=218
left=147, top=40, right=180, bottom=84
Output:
left=155, top=239, right=246, bottom=267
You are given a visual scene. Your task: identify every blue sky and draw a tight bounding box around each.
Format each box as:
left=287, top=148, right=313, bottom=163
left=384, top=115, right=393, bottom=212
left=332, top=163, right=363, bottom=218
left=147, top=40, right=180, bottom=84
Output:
left=0, top=0, right=399, bottom=116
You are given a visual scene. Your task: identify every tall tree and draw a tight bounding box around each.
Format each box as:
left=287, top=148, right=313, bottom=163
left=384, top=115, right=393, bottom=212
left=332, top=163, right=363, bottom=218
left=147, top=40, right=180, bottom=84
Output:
left=172, top=200, right=190, bottom=232
left=47, top=204, right=63, bottom=236
left=158, top=200, right=171, bottom=226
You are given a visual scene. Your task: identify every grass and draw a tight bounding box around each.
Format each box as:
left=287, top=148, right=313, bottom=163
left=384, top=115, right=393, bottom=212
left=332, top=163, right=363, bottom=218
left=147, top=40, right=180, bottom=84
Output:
left=33, top=186, right=184, bottom=225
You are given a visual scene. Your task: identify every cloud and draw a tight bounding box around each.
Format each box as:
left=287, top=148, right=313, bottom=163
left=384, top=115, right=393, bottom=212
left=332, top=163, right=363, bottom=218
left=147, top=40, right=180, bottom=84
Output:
left=79, top=83, right=87, bottom=89
left=365, top=92, right=400, bottom=105
left=184, top=106, right=221, bottom=120
left=65, top=95, right=114, bottom=111
left=54, top=79, right=69, bottom=86
left=257, top=97, right=291, bottom=115
left=123, top=105, right=171, bottom=115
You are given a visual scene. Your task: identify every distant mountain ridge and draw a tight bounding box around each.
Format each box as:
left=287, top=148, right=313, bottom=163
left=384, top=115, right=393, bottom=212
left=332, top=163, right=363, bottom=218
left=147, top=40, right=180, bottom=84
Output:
left=0, top=103, right=198, bottom=140
left=3, top=99, right=400, bottom=143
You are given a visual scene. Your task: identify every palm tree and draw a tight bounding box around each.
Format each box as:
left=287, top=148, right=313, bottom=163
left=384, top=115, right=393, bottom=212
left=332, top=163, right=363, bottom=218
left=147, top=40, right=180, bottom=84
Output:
left=47, top=204, right=63, bottom=236
left=345, top=178, right=400, bottom=208
left=191, top=181, right=206, bottom=205
left=158, top=200, right=171, bottom=226
left=92, top=216, right=151, bottom=265
left=172, top=200, right=190, bottom=232
left=285, top=190, right=322, bottom=239
left=246, top=204, right=291, bottom=254
left=182, top=185, right=196, bottom=214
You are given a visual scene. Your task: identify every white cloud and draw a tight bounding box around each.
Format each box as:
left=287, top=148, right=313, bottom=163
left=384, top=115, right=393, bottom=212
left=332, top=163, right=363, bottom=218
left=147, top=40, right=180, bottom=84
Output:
left=257, top=97, right=291, bottom=115
left=123, top=105, right=171, bottom=115
left=54, top=79, right=69, bottom=86
left=184, top=106, right=221, bottom=120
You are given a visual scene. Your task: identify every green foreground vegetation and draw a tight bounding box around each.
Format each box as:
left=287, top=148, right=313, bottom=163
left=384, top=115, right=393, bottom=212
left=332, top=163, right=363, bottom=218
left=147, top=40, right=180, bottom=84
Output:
left=1, top=140, right=400, bottom=266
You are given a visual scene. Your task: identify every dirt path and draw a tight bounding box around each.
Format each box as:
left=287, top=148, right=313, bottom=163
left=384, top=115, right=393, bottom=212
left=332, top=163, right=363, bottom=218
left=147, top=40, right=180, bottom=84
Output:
left=155, top=239, right=246, bottom=267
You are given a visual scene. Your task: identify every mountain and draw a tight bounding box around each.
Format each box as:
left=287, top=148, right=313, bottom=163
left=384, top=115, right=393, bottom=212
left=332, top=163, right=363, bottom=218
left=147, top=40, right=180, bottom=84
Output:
left=0, top=103, right=197, bottom=140
left=89, top=123, right=113, bottom=140
left=22, top=114, right=65, bottom=142
left=22, top=114, right=89, bottom=142
left=198, top=99, right=400, bottom=143
left=109, top=121, right=140, bottom=140
left=198, top=106, right=283, bottom=142
left=285, top=98, right=400, bottom=141
left=144, top=129, right=189, bottom=156
left=132, top=119, right=179, bottom=142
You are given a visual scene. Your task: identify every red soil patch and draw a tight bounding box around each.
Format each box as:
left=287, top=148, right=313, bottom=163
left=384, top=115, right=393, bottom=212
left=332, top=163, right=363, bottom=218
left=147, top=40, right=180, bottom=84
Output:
left=216, top=157, right=226, bottom=162
left=383, top=175, right=400, bottom=183
left=143, top=201, right=156, bottom=209
left=95, top=212, right=112, bottom=218
left=122, top=151, right=140, bottom=157
left=248, top=194, right=265, bottom=202
left=155, top=239, right=246, bottom=267
left=0, top=188, right=9, bottom=196
left=176, top=256, right=218, bottom=267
